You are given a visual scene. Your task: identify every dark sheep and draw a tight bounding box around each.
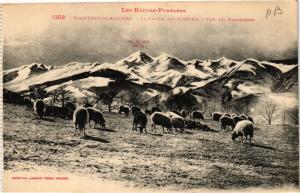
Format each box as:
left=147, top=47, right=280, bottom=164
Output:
left=119, top=105, right=130, bottom=116
left=144, top=109, right=152, bottom=115
left=34, top=99, right=45, bottom=118
left=73, top=107, right=89, bottom=136
left=191, top=110, right=204, bottom=120
left=133, top=111, right=148, bottom=133
left=220, top=115, right=235, bottom=130
left=166, top=112, right=185, bottom=133
left=199, top=124, right=211, bottom=131
left=185, top=120, right=198, bottom=130
left=232, top=116, right=244, bottom=126
left=185, top=120, right=211, bottom=131
left=86, top=107, right=106, bottom=128
left=212, top=112, right=223, bottom=122
left=151, top=107, right=161, bottom=113
left=231, top=120, right=254, bottom=144
left=131, top=106, right=141, bottom=115
left=150, top=112, right=172, bottom=134
left=180, top=110, right=187, bottom=118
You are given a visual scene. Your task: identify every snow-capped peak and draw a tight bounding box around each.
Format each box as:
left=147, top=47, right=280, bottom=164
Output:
left=117, top=51, right=153, bottom=65
left=155, top=53, right=186, bottom=63
left=3, top=63, right=53, bottom=84
left=156, top=53, right=172, bottom=59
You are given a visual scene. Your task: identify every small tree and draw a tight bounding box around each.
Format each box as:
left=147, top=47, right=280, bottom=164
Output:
left=128, top=90, right=142, bottom=106
left=96, top=88, right=119, bottom=113
left=31, top=86, right=48, bottom=100
left=165, top=93, right=200, bottom=113
left=207, top=102, right=216, bottom=120
left=55, top=86, right=73, bottom=107
left=260, top=101, right=278, bottom=125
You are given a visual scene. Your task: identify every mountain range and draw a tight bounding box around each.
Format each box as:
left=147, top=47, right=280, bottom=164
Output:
left=3, top=51, right=298, bottom=113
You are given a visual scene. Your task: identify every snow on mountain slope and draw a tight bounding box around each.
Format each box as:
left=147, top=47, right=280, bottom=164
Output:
left=3, top=51, right=297, bottom=105
left=4, top=62, right=94, bottom=92
left=150, top=53, right=186, bottom=72
left=3, top=63, right=53, bottom=83
left=273, top=66, right=298, bottom=92
left=192, top=57, right=292, bottom=100
left=116, top=51, right=153, bottom=65
left=63, top=86, right=97, bottom=99
left=4, top=61, right=151, bottom=92
left=262, top=61, right=297, bottom=73
left=45, top=77, right=113, bottom=99
left=173, top=86, right=190, bottom=95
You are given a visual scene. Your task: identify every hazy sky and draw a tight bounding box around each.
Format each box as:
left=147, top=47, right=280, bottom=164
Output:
left=3, top=2, right=298, bottom=69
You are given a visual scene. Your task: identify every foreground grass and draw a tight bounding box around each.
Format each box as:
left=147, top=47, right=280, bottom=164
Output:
left=3, top=104, right=299, bottom=190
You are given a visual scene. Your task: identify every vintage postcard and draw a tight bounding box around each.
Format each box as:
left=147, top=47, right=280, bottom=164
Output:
left=1, top=1, right=299, bottom=193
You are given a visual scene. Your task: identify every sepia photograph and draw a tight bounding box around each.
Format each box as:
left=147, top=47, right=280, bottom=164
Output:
left=2, top=1, right=299, bottom=192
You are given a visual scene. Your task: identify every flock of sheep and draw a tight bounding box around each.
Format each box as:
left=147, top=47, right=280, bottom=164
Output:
left=33, top=99, right=254, bottom=144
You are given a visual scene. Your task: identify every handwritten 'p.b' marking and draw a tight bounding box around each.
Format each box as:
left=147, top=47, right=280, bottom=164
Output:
left=266, top=6, right=283, bottom=19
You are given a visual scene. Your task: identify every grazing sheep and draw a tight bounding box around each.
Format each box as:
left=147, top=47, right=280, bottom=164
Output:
left=198, top=124, right=211, bottom=131
left=231, top=120, right=254, bottom=144
left=65, top=102, right=76, bottom=119
left=151, top=106, right=161, bottom=113
left=185, top=120, right=210, bottom=131
left=166, top=112, right=185, bottom=133
left=133, top=111, right=148, bottom=133
left=86, top=107, right=106, bottom=128
left=247, top=116, right=254, bottom=123
left=232, top=116, right=244, bottom=126
left=185, top=120, right=197, bottom=130
left=44, top=105, right=67, bottom=118
left=191, top=110, right=204, bottom=120
left=119, top=105, right=130, bottom=116
left=131, top=106, right=141, bottom=115
left=144, top=109, right=152, bottom=115
left=220, top=115, right=235, bottom=130
left=73, top=107, right=89, bottom=136
left=212, top=112, right=223, bottom=122
left=34, top=99, right=45, bottom=118
left=240, top=115, right=248, bottom=120
left=150, top=112, right=172, bottom=134
left=180, top=110, right=187, bottom=118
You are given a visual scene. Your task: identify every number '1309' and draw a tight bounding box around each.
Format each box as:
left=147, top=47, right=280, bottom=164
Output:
left=52, top=15, right=65, bottom=19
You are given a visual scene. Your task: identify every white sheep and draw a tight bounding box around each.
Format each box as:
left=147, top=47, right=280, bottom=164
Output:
left=73, top=107, right=89, bottom=136
left=231, top=120, right=254, bottom=144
